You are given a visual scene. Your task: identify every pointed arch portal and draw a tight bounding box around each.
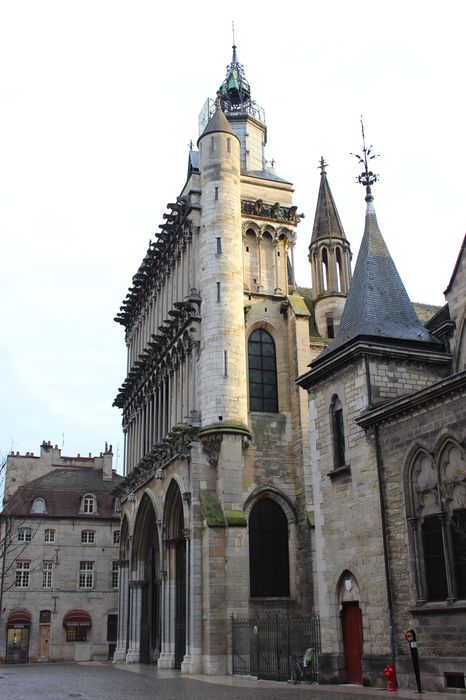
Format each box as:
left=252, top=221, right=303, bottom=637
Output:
left=164, top=480, right=187, bottom=669
left=132, top=494, right=161, bottom=663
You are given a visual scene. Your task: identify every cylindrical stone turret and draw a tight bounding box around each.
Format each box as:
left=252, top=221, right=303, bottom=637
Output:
left=197, top=105, right=248, bottom=428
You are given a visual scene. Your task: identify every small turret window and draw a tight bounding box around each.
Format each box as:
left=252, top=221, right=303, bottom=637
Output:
left=322, top=247, right=329, bottom=291
left=326, top=313, right=335, bottom=339
left=331, top=395, right=346, bottom=468
left=336, top=247, right=343, bottom=293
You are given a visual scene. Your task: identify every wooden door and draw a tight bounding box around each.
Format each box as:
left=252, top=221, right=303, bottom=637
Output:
left=38, top=624, right=50, bottom=659
left=341, top=602, right=363, bottom=683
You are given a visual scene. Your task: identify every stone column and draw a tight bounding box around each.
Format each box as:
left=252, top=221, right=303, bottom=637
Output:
left=113, top=559, right=129, bottom=662
left=126, top=579, right=144, bottom=663
left=257, top=232, right=263, bottom=289
left=157, top=559, right=175, bottom=668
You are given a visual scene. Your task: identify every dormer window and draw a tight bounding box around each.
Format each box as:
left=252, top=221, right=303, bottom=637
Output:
left=31, top=497, right=46, bottom=513
left=82, top=494, right=96, bottom=514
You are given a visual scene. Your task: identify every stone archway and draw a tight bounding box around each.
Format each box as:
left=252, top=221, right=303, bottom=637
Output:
left=132, top=493, right=161, bottom=663
left=162, top=480, right=187, bottom=669
left=338, top=571, right=363, bottom=684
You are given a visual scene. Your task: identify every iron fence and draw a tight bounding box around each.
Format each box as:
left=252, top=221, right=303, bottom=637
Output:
left=231, top=611, right=320, bottom=682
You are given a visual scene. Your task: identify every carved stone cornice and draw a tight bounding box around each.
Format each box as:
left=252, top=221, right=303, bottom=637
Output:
left=112, top=425, right=199, bottom=500
left=241, top=199, right=304, bottom=225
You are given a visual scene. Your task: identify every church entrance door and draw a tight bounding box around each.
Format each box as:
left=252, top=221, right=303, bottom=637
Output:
left=341, top=601, right=363, bottom=683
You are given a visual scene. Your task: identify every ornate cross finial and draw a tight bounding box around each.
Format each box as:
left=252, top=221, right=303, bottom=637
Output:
left=351, top=117, right=379, bottom=201
left=318, top=156, right=328, bottom=174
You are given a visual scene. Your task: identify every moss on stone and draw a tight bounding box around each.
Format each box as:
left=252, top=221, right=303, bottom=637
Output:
left=200, top=491, right=225, bottom=527
left=251, top=413, right=287, bottom=451
left=224, top=510, right=247, bottom=527
left=287, top=294, right=311, bottom=317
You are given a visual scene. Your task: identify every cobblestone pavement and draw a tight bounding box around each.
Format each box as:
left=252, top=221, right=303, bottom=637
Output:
left=0, top=662, right=448, bottom=700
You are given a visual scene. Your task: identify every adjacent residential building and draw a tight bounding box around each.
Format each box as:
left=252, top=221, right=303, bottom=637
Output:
left=0, top=441, right=122, bottom=663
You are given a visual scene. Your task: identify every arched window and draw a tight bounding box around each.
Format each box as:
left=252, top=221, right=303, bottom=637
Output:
left=335, top=247, right=343, bottom=292
left=249, top=498, right=290, bottom=597
left=409, top=441, right=466, bottom=602
left=81, top=494, right=96, bottom=514
left=248, top=329, right=278, bottom=412
left=331, top=395, right=346, bottom=468
left=322, top=247, right=329, bottom=290
left=31, top=497, right=46, bottom=513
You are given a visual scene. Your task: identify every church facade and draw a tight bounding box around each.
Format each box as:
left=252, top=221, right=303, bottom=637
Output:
left=112, top=48, right=328, bottom=674
left=112, top=46, right=466, bottom=691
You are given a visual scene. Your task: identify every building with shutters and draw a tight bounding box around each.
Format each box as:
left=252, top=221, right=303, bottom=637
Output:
left=0, top=441, right=122, bottom=663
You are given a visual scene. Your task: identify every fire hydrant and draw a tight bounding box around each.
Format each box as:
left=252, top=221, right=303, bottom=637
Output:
left=384, top=663, right=397, bottom=692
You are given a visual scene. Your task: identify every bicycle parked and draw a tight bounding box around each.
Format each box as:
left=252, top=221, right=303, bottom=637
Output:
left=289, top=648, right=317, bottom=684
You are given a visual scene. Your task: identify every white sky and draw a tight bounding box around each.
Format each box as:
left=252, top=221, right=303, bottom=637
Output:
left=1, top=1, right=465, bottom=470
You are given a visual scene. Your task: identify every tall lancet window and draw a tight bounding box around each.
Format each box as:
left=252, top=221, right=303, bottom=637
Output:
left=331, top=395, right=346, bottom=468
left=336, top=246, right=343, bottom=293
left=322, top=247, right=329, bottom=291
left=248, top=329, right=278, bottom=412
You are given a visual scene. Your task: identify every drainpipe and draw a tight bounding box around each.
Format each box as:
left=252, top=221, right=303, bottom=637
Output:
left=364, top=355, right=397, bottom=680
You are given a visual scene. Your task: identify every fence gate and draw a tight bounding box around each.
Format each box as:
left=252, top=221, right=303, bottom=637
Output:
left=231, top=612, right=320, bottom=682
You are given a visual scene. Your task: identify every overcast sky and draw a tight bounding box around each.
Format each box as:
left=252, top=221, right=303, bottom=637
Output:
left=1, top=1, right=464, bottom=471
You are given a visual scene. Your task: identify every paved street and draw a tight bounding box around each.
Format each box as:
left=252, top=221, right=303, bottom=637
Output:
left=0, top=662, right=449, bottom=700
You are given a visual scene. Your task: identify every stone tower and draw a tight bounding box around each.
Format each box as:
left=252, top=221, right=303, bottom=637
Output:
left=309, top=158, right=352, bottom=338
left=113, top=45, right=314, bottom=675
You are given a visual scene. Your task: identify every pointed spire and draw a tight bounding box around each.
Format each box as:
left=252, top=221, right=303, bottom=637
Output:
left=198, top=92, right=234, bottom=142
left=311, top=157, right=348, bottom=243
left=326, top=194, right=441, bottom=353
left=219, top=37, right=251, bottom=112
left=232, top=21, right=238, bottom=63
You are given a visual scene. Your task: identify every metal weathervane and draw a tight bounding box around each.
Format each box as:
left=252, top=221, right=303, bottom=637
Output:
left=351, top=118, right=379, bottom=199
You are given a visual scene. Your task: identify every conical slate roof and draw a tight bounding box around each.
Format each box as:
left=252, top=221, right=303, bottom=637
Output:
left=311, top=163, right=347, bottom=243
left=199, top=101, right=234, bottom=139
left=323, top=197, right=442, bottom=354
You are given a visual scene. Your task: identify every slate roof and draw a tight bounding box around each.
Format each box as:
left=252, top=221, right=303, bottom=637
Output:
left=311, top=168, right=347, bottom=243
left=199, top=104, right=235, bottom=140
left=317, top=197, right=443, bottom=357
left=3, top=468, right=122, bottom=519
left=244, top=169, right=291, bottom=185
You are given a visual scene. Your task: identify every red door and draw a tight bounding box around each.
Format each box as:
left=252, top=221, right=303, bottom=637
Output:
left=341, top=602, right=363, bottom=683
